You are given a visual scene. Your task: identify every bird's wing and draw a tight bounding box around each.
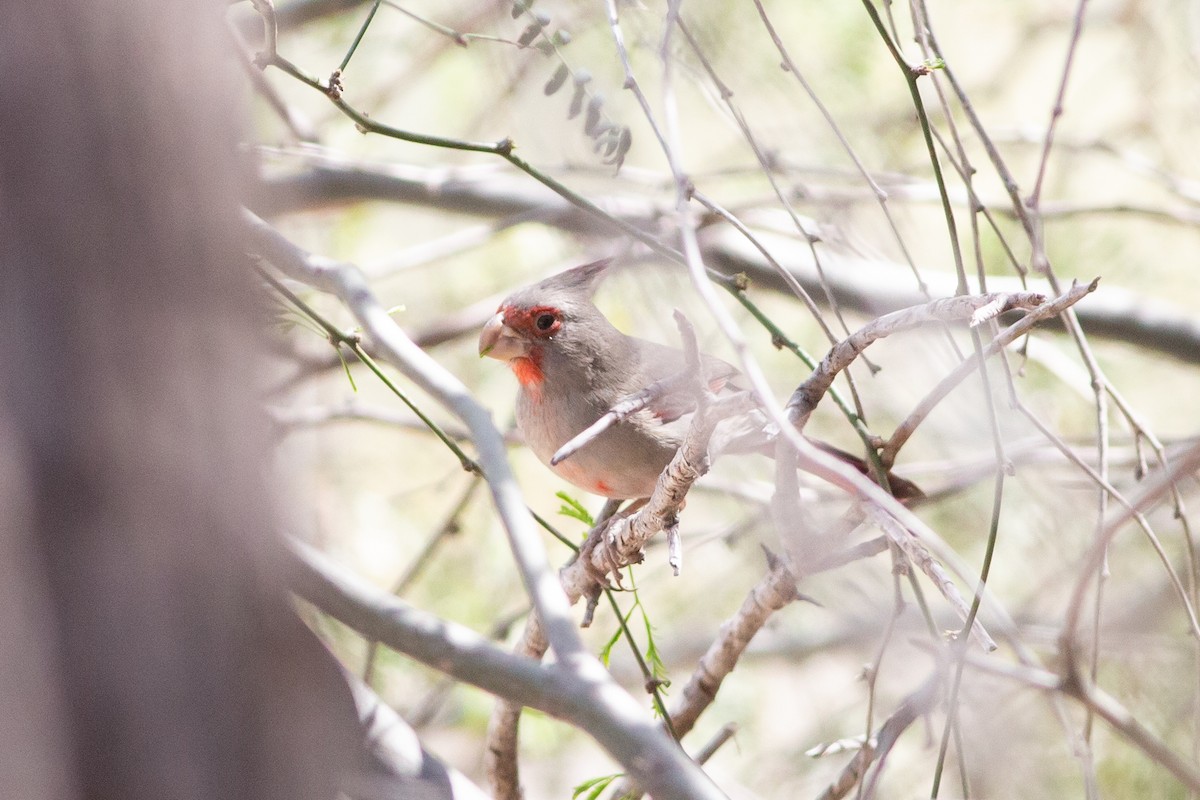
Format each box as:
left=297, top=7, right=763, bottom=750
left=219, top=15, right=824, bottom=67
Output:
left=629, top=338, right=741, bottom=424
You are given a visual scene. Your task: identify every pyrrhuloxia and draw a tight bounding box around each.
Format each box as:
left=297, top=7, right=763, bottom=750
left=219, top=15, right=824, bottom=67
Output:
left=478, top=259, right=919, bottom=501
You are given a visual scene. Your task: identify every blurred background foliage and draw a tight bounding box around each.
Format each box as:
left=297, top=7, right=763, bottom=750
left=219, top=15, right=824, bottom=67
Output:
left=245, top=0, right=1200, bottom=796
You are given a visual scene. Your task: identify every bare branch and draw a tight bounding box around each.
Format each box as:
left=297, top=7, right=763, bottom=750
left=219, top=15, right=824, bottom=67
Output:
left=290, top=543, right=728, bottom=800
left=669, top=555, right=799, bottom=738
left=815, top=674, right=942, bottom=800
left=252, top=158, right=1200, bottom=364
left=1060, top=442, right=1200, bottom=660
left=949, top=643, right=1200, bottom=793
left=865, top=506, right=997, bottom=651
left=787, top=290, right=1051, bottom=431
left=290, top=543, right=560, bottom=708
left=882, top=280, right=1099, bottom=463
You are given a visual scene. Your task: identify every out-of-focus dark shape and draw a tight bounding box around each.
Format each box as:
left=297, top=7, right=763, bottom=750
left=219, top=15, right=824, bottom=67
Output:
left=0, top=2, right=361, bottom=799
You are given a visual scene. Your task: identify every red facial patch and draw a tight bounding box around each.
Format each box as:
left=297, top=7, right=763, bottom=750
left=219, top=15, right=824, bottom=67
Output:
left=594, top=479, right=613, bottom=495
left=501, top=304, right=562, bottom=338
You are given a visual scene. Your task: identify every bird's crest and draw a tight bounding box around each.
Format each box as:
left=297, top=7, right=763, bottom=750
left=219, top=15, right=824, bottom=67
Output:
left=530, top=257, right=612, bottom=300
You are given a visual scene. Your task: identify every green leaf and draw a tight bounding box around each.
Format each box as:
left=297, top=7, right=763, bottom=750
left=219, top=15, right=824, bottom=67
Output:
left=336, top=347, right=358, bottom=392
left=572, top=773, right=622, bottom=800
left=640, top=605, right=669, bottom=689
left=555, top=491, right=594, bottom=526
left=599, top=605, right=635, bottom=667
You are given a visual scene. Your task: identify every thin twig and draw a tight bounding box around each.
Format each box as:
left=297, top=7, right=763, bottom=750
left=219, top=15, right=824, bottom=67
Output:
left=882, top=280, right=1098, bottom=465
left=940, top=638, right=1200, bottom=793
left=816, top=674, right=943, bottom=800
left=788, top=290, right=1050, bottom=432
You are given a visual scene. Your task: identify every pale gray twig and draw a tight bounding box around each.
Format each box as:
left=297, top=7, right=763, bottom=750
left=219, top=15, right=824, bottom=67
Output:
left=815, top=674, right=942, bottom=800
left=550, top=370, right=693, bottom=466
left=865, top=506, right=996, bottom=651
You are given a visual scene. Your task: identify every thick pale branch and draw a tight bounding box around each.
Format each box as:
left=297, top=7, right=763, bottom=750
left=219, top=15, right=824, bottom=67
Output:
left=289, top=544, right=568, bottom=712
left=292, top=544, right=728, bottom=800
left=669, top=556, right=799, bottom=738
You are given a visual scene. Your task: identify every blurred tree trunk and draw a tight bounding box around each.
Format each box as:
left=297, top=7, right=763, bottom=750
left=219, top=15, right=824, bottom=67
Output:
left=0, top=2, right=360, bottom=799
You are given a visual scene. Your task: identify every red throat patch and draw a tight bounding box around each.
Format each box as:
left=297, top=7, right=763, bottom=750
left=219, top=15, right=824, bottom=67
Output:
left=510, top=353, right=545, bottom=400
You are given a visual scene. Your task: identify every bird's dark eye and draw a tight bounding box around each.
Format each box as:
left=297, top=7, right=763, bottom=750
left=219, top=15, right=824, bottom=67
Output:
left=535, top=313, right=556, bottom=331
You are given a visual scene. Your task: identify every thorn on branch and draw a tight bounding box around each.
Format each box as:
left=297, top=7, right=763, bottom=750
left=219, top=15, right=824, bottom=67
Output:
left=666, top=522, right=682, bottom=576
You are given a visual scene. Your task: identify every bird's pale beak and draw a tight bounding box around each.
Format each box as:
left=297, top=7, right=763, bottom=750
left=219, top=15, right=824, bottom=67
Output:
left=478, top=312, right=528, bottom=361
